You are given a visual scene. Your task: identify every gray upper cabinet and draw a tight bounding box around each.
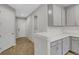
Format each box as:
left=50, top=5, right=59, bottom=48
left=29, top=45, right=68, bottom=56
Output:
left=48, top=4, right=65, bottom=26
left=66, top=6, right=77, bottom=26
left=66, top=5, right=79, bottom=26
left=53, top=5, right=62, bottom=26
left=48, top=4, right=79, bottom=27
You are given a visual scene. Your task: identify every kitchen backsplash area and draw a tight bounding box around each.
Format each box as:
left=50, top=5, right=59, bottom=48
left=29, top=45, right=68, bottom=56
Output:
left=62, top=27, right=79, bottom=34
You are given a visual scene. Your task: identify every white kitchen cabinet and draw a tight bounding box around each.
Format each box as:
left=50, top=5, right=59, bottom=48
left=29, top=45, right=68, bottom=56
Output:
left=48, top=5, right=65, bottom=26
left=53, top=5, right=62, bottom=26
left=61, top=8, right=65, bottom=26
left=57, top=40, right=63, bottom=55
left=63, top=37, right=70, bottom=54
left=66, top=5, right=79, bottom=26
left=71, top=37, right=79, bottom=54
left=50, top=40, right=62, bottom=55
left=75, top=5, right=79, bottom=26
left=67, top=6, right=76, bottom=26
left=50, top=44, right=58, bottom=55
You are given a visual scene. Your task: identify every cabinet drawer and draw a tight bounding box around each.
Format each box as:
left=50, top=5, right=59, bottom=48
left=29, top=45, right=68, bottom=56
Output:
left=50, top=41, right=57, bottom=47
left=51, top=39, right=62, bottom=47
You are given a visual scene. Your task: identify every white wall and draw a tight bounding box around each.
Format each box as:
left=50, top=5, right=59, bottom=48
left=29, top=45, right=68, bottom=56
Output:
left=25, top=16, right=33, bottom=37
left=24, top=5, right=48, bottom=42
left=0, top=5, right=15, bottom=53
left=31, top=5, right=48, bottom=33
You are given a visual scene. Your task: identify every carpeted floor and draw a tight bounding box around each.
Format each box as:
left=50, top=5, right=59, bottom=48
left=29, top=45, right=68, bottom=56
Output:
left=0, top=37, right=34, bottom=55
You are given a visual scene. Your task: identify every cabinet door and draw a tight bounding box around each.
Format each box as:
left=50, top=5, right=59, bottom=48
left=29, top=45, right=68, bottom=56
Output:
left=57, top=42, right=62, bottom=55
left=48, top=4, right=53, bottom=26
left=50, top=40, right=62, bottom=55
left=50, top=45, right=58, bottom=55
left=75, top=5, right=79, bottom=26
left=53, top=5, right=62, bottom=26
left=61, top=8, right=65, bottom=26
left=67, top=7, right=76, bottom=26
left=50, top=41, right=57, bottom=55
left=71, top=37, right=79, bottom=54
left=63, top=37, right=70, bottom=54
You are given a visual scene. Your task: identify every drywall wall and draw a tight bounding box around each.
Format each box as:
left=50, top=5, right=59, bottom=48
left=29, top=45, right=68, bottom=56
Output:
left=0, top=5, right=16, bottom=53
left=31, top=5, right=48, bottom=33
left=24, top=5, right=48, bottom=42
left=25, top=16, right=33, bottom=37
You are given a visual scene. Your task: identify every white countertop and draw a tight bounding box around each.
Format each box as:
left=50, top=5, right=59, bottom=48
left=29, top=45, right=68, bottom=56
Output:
left=33, top=32, right=79, bottom=42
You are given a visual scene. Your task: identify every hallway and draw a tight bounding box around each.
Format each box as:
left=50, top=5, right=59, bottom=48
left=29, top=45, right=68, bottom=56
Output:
left=0, top=37, right=34, bottom=55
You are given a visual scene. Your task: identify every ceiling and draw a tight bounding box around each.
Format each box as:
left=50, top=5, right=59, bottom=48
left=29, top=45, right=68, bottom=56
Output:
left=9, top=4, right=72, bottom=17
left=9, top=4, right=40, bottom=17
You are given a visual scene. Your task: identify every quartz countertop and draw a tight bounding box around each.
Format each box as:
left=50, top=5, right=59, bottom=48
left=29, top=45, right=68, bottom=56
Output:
left=33, top=32, right=79, bottom=42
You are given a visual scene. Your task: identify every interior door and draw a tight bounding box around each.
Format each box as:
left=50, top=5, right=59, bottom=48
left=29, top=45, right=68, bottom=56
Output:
left=16, top=19, right=26, bottom=37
